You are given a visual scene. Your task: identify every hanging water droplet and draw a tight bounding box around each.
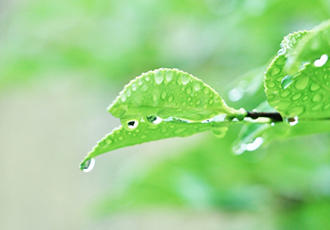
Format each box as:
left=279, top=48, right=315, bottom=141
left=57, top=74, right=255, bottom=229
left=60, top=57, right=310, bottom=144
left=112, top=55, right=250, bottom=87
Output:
left=127, top=120, right=139, bottom=129
left=288, top=116, right=298, bottom=126
left=281, top=75, right=293, bottom=89
left=154, top=70, right=164, bottom=84
left=81, top=158, right=95, bottom=173
left=314, top=54, right=328, bottom=67
left=228, top=88, right=243, bottom=101
left=277, top=48, right=286, bottom=55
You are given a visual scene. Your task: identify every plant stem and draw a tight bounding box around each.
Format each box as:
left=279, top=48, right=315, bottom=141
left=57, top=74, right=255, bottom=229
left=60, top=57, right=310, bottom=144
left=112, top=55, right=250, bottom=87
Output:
left=246, top=111, right=283, bottom=122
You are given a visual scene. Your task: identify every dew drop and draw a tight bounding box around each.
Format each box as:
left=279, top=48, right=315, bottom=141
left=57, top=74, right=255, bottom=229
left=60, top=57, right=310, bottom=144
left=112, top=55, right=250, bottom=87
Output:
left=280, top=90, right=290, bottom=98
left=209, top=98, right=214, bottom=104
left=188, top=97, right=192, bottom=101
left=120, top=93, right=127, bottom=102
left=132, top=83, right=137, bottom=91
left=267, top=81, right=276, bottom=88
left=145, top=74, right=150, bottom=81
left=186, top=87, right=192, bottom=94
left=194, top=81, right=202, bottom=91
left=168, top=95, right=173, bottom=102
left=314, top=54, right=328, bottom=67
left=146, top=115, right=163, bottom=124
left=165, top=70, right=173, bottom=82
left=81, top=158, right=95, bottom=173
left=302, top=96, right=309, bottom=101
left=105, top=138, right=112, bottom=145
left=211, top=127, right=228, bottom=138
left=228, top=88, right=243, bottom=101
left=294, top=76, right=309, bottom=90
left=174, top=128, right=187, bottom=134
left=292, top=93, right=302, bottom=101
left=140, top=135, right=147, bottom=139
left=281, top=75, right=293, bottom=89
left=196, top=99, right=202, bottom=106
left=127, top=120, right=139, bottom=129
left=270, top=66, right=281, bottom=76
left=312, top=93, right=322, bottom=102
left=246, top=137, right=264, bottom=151
left=288, top=116, right=298, bottom=126
left=118, top=136, right=123, bottom=141
left=126, top=89, right=131, bottom=97
left=161, top=91, right=167, bottom=99
left=154, top=70, right=164, bottom=84
left=181, top=74, right=190, bottom=85
left=138, top=78, right=143, bottom=85
left=141, top=84, right=148, bottom=92
left=204, top=87, right=210, bottom=94
left=310, top=82, right=321, bottom=91
left=277, top=48, right=285, bottom=55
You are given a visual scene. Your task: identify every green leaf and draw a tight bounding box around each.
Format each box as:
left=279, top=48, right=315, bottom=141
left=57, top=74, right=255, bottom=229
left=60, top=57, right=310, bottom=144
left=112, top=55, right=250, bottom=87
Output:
left=108, top=68, right=245, bottom=130
left=80, top=68, right=246, bottom=170
left=80, top=119, right=230, bottom=170
left=285, top=20, right=330, bottom=74
left=265, top=29, right=330, bottom=119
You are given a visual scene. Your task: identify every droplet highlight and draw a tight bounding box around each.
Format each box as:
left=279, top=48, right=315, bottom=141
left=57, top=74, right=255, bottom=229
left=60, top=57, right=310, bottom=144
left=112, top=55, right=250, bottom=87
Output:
left=281, top=75, right=293, bottom=89
left=81, top=158, right=95, bottom=173
left=154, top=71, right=164, bottom=84
left=314, top=54, right=328, bottom=67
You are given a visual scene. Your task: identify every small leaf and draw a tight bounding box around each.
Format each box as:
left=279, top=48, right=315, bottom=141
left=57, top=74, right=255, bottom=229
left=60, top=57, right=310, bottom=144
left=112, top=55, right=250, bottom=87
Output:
left=108, top=68, right=245, bottom=130
left=265, top=30, right=330, bottom=119
left=80, top=120, right=230, bottom=168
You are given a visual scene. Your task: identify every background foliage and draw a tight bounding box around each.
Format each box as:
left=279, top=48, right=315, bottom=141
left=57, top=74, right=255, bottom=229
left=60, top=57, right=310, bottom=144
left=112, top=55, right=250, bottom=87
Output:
left=1, top=0, right=330, bottom=229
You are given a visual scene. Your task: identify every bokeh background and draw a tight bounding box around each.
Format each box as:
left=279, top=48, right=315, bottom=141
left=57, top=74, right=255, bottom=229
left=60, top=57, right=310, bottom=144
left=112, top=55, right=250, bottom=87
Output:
left=1, top=0, right=330, bottom=229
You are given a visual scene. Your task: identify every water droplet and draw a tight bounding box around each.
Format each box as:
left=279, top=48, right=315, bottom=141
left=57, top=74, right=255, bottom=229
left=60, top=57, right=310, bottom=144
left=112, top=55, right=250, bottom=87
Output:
left=204, top=87, right=210, bottom=94
left=292, top=93, right=302, bottom=101
left=228, top=88, right=243, bottom=101
left=141, top=84, right=148, bottom=91
left=277, top=48, right=285, bottom=55
left=288, top=116, right=298, bottom=126
left=270, top=67, right=281, bottom=76
left=302, top=96, right=309, bottom=101
left=105, top=138, right=112, bottom=145
left=146, top=115, right=163, bottom=124
left=81, top=158, right=95, bottom=173
left=186, top=87, right=192, bottom=94
left=288, top=106, right=304, bottom=116
left=140, top=135, right=147, bottom=139
left=310, top=82, right=321, bottom=91
left=280, top=90, right=290, bottom=98
left=145, top=74, right=150, bottom=81
left=314, top=54, right=328, bottom=67
left=132, top=83, right=137, bottom=91
left=211, top=127, right=228, bottom=138
left=126, top=89, right=131, bottom=97
left=209, top=98, right=214, bottom=104
left=294, top=76, right=309, bottom=90
left=312, top=93, right=322, bottom=102
left=161, top=91, right=167, bottom=99
left=120, top=93, right=127, bottom=102
left=311, top=104, right=322, bottom=111
left=281, top=75, right=293, bottom=89
left=165, top=70, right=173, bottom=82
left=194, top=81, right=202, bottom=91
left=154, top=70, right=164, bottom=84
left=152, top=94, right=158, bottom=101
left=118, top=136, right=123, bottom=141
left=246, top=137, right=264, bottom=151
left=187, top=97, right=192, bottom=101
left=196, top=99, right=202, bottom=106
left=168, top=95, right=173, bottom=102
left=324, top=74, right=329, bottom=80
left=138, top=78, right=143, bottom=85
left=128, top=120, right=138, bottom=129
left=181, top=74, right=190, bottom=85
left=267, top=81, right=276, bottom=88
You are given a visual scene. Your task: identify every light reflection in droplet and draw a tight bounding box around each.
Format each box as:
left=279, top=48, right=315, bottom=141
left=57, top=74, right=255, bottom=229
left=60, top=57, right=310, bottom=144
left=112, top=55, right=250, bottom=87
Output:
left=314, top=54, right=328, bottom=67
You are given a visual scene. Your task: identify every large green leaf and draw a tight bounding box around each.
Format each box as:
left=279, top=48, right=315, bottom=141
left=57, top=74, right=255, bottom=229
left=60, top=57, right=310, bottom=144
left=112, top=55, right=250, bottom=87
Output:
left=265, top=30, right=330, bottom=119
left=108, top=68, right=245, bottom=130
left=80, top=68, right=246, bottom=171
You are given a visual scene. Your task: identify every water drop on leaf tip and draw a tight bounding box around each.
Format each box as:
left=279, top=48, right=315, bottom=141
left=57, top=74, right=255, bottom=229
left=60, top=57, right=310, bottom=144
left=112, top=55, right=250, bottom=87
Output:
left=80, top=158, right=95, bottom=173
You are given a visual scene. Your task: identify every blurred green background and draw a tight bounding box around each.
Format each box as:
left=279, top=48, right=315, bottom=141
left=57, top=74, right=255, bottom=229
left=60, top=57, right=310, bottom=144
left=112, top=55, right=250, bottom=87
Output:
left=1, top=0, right=330, bottom=229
